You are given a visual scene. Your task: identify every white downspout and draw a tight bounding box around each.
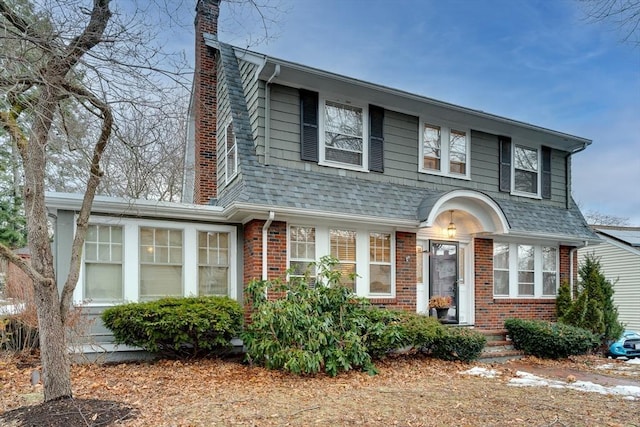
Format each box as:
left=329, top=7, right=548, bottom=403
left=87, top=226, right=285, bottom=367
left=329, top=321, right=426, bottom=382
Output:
left=264, top=64, right=280, bottom=166
left=262, top=211, right=275, bottom=281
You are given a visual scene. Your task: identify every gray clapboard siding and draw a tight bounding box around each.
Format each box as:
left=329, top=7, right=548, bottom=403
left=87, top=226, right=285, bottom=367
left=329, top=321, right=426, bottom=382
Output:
left=238, top=60, right=263, bottom=157
left=263, top=82, right=569, bottom=207
left=579, top=242, right=640, bottom=331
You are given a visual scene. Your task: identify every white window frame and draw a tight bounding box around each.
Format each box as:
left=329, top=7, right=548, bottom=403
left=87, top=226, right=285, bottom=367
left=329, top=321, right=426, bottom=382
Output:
left=512, top=144, right=541, bottom=198
left=220, top=121, right=238, bottom=185
left=83, top=224, right=124, bottom=303
left=492, top=242, right=559, bottom=298
left=419, top=120, right=471, bottom=179
left=197, top=231, right=231, bottom=296
left=76, top=216, right=237, bottom=305
left=288, top=225, right=317, bottom=281
left=287, top=224, right=395, bottom=297
left=318, top=96, right=369, bottom=172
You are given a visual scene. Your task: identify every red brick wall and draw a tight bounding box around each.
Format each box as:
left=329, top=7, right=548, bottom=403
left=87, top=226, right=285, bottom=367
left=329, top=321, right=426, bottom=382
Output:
left=474, top=238, right=572, bottom=329
left=193, top=0, right=220, bottom=204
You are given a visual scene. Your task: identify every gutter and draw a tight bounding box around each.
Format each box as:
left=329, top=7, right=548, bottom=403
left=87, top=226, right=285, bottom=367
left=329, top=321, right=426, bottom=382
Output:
left=264, top=64, right=281, bottom=166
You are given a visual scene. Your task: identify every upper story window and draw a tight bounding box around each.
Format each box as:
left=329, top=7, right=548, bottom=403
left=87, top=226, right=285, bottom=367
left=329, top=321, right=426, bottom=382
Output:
left=322, top=101, right=365, bottom=169
left=419, top=121, right=470, bottom=179
left=514, top=145, right=538, bottom=195
left=220, top=122, right=237, bottom=185
left=493, top=242, right=558, bottom=298
left=299, top=90, right=384, bottom=173
left=499, top=137, right=552, bottom=199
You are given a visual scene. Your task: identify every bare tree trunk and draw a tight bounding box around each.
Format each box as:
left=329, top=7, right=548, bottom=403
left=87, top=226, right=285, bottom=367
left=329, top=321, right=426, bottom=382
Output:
left=24, top=89, right=73, bottom=400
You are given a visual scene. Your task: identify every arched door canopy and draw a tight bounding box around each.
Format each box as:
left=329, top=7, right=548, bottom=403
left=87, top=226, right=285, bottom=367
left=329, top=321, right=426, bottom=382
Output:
left=418, top=190, right=510, bottom=234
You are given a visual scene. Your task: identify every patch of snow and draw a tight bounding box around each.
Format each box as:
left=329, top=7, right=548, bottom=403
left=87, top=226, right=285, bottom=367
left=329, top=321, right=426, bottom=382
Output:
left=627, top=358, right=640, bottom=365
left=508, top=371, right=640, bottom=400
left=0, top=303, right=25, bottom=316
left=460, top=367, right=500, bottom=378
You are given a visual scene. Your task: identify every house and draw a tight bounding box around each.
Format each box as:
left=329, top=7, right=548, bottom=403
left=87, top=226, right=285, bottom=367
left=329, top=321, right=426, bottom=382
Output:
left=46, top=0, right=599, bottom=347
left=578, top=226, right=640, bottom=331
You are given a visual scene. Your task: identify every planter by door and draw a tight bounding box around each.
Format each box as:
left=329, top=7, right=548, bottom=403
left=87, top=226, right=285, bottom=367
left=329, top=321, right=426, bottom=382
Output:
left=436, top=308, right=449, bottom=319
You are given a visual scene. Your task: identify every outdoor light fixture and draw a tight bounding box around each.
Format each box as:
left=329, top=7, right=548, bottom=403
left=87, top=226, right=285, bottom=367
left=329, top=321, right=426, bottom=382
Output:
left=447, top=210, right=457, bottom=239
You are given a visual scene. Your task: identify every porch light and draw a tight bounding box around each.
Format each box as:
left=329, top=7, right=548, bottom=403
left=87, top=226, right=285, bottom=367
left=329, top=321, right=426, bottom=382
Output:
left=447, top=210, right=457, bottom=239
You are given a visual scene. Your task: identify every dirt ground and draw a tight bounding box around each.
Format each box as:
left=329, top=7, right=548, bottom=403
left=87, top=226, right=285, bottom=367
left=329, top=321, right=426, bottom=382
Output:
left=1, top=352, right=639, bottom=427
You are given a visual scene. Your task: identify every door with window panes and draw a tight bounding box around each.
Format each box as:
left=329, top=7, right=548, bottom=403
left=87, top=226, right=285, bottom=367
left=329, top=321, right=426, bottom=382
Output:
left=429, top=241, right=459, bottom=323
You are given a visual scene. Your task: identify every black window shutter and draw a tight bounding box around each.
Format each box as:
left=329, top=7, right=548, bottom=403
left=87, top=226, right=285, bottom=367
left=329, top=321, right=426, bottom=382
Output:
left=499, top=136, right=512, bottom=192
left=299, top=89, right=319, bottom=162
left=541, top=146, right=552, bottom=199
left=369, top=105, right=384, bottom=173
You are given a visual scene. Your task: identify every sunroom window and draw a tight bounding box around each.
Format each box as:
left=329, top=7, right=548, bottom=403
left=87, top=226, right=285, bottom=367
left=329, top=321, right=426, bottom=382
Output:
left=139, top=227, right=183, bottom=301
left=198, top=231, right=229, bottom=296
left=84, top=225, right=123, bottom=302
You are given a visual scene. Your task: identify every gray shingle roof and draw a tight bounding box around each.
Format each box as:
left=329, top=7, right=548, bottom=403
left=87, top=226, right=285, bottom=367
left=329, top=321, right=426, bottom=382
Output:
left=215, top=42, right=597, bottom=242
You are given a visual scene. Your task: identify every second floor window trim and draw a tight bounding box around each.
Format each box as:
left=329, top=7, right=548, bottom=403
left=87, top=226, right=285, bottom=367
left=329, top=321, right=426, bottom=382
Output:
left=318, top=97, right=369, bottom=172
left=512, top=144, right=540, bottom=197
left=419, top=120, right=470, bottom=179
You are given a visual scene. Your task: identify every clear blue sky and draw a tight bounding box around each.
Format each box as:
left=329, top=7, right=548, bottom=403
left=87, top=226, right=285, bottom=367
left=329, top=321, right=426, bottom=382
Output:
left=199, top=0, right=640, bottom=225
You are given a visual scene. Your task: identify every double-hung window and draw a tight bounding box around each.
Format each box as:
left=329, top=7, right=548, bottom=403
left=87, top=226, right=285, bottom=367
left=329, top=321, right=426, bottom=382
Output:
left=289, top=226, right=316, bottom=280
left=330, top=229, right=357, bottom=291
left=320, top=100, right=367, bottom=170
left=493, top=242, right=558, bottom=298
left=139, top=227, right=183, bottom=301
left=198, top=231, right=229, bottom=296
left=369, top=232, right=391, bottom=294
left=420, top=122, right=469, bottom=178
left=513, top=145, right=538, bottom=195
left=84, top=225, right=123, bottom=302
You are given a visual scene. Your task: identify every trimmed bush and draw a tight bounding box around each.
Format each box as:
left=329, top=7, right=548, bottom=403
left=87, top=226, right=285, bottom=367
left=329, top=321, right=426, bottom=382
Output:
left=504, top=318, right=599, bottom=359
left=430, top=327, right=486, bottom=362
left=101, top=296, right=243, bottom=358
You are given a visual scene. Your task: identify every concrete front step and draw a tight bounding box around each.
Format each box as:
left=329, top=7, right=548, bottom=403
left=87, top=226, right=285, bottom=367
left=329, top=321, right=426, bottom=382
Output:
left=476, top=329, right=524, bottom=363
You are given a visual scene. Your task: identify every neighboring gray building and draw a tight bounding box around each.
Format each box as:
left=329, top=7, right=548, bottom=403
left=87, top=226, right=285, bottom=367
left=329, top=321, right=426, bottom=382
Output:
left=579, top=226, right=640, bottom=331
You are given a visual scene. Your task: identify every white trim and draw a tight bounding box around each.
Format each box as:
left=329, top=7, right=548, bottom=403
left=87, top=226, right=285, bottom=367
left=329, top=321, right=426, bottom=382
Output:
left=75, top=216, right=238, bottom=305
left=318, top=96, right=369, bottom=172
left=511, top=144, right=542, bottom=199
left=421, top=189, right=509, bottom=234
left=492, top=242, right=559, bottom=299
left=46, top=192, right=224, bottom=221
left=418, top=120, right=471, bottom=180
left=286, top=222, right=396, bottom=298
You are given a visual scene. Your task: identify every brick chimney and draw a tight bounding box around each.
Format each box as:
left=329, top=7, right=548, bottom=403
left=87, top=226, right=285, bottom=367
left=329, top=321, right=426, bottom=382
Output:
left=193, top=0, right=220, bottom=204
